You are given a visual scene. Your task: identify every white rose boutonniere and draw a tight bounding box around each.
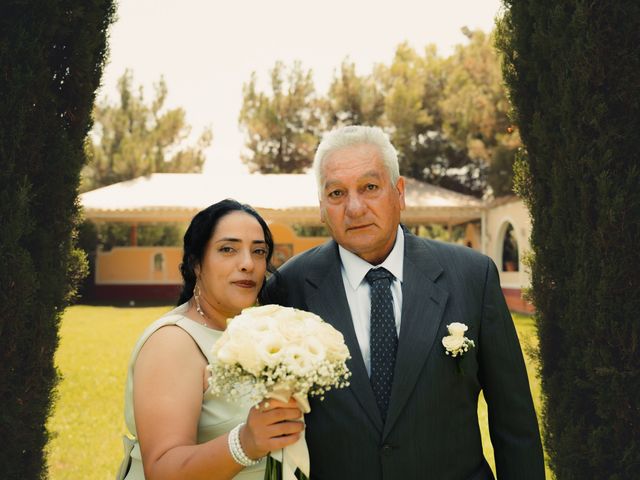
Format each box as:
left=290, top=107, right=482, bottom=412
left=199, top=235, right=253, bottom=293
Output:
left=442, top=322, right=475, bottom=358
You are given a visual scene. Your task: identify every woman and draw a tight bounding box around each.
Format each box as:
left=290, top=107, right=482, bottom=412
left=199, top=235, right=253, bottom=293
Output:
left=118, top=199, right=303, bottom=480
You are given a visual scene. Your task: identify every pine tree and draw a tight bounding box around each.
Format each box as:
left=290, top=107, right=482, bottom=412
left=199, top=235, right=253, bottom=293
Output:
left=239, top=61, right=322, bottom=173
left=497, top=1, right=640, bottom=477
left=323, top=59, right=385, bottom=128
left=0, top=1, right=114, bottom=476
left=81, top=70, right=212, bottom=192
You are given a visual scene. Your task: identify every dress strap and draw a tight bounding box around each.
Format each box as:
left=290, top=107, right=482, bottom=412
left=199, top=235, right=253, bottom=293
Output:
left=175, top=318, right=220, bottom=364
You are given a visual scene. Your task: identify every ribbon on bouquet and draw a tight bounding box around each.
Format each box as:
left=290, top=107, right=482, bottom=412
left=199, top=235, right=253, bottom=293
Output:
left=266, top=389, right=310, bottom=480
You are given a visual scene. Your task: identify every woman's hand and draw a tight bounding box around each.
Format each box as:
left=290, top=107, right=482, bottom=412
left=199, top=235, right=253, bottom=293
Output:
left=240, top=398, right=305, bottom=459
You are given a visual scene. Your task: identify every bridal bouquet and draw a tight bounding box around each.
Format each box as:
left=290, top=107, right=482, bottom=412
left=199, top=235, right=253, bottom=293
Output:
left=208, top=304, right=351, bottom=480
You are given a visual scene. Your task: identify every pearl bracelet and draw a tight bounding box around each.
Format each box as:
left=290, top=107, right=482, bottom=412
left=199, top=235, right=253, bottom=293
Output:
left=228, top=423, right=261, bottom=467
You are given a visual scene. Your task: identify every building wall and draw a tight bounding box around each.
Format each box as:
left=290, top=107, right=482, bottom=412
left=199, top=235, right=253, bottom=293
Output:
left=268, top=223, right=326, bottom=268
left=90, top=205, right=536, bottom=313
left=485, top=200, right=534, bottom=313
left=95, top=246, right=183, bottom=285
left=91, top=223, right=326, bottom=301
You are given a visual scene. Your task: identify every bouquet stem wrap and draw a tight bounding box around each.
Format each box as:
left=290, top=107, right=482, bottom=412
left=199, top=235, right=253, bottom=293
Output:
left=267, top=390, right=310, bottom=480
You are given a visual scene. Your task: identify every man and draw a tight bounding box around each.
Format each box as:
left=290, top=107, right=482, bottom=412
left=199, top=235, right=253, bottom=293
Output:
left=260, top=126, right=544, bottom=479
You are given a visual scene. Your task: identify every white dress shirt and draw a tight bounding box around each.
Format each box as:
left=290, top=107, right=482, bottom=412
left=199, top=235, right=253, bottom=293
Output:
left=338, top=225, right=404, bottom=376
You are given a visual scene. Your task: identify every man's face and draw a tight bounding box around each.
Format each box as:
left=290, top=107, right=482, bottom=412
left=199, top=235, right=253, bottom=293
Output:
left=319, top=143, right=405, bottom=265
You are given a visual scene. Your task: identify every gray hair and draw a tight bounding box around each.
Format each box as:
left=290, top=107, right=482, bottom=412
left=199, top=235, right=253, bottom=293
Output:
left=312, top=125, right=399, bottom=194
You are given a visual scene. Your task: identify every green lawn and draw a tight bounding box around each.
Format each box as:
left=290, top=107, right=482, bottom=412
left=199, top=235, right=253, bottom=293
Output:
left=46, top=305, right=172, bottom=480
left=46, top=306, right=550, bottom=479
left=478, top=314, right=552, bottom=479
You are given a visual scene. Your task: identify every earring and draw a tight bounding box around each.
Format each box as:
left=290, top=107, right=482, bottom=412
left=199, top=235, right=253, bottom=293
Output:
left=193, top=283, right=207, bottom=320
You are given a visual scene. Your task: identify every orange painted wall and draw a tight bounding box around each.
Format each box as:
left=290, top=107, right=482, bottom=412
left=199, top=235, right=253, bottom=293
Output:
left=268, top=223, right=326, bottom=268
left=94, top=223, right=327, bottom=285
left=95, top=247, right=183, bottom=284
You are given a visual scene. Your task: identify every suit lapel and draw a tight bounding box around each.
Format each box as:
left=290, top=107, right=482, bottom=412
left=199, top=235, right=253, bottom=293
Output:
left=383, top=234, right=449, bottom=439
left=304, top=241, right=384, bottom=433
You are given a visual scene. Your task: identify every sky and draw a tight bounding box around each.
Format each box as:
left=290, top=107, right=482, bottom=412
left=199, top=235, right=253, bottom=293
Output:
left=100, top=0, right=503, bottom=174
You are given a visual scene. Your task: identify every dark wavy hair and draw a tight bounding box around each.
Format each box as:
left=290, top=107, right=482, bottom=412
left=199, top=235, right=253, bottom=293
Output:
left=177, top=199, right=274, bottom=305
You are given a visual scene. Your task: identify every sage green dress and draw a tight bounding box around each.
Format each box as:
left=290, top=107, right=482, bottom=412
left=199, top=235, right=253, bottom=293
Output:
left=119, top=303, right=265, bottom=479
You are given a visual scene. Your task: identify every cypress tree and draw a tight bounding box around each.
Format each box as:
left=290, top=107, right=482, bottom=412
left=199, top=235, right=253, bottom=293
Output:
left=0, top=1, right=114, bottom=477
left=496, top=1, right=640, bottom=478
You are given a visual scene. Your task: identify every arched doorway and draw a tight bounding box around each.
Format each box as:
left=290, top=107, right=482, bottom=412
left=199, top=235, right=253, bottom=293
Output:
left=500, top=222, right=519, bottom=272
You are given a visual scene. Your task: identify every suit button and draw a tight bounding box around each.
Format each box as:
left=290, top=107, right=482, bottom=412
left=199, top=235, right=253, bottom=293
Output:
left=380, top=445, right=393, bottom=456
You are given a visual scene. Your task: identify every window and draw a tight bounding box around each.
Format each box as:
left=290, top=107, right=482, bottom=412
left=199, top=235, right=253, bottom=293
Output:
left=501, top=223, right=519, bottom=272
left=153, top=253, right=164, bottom=272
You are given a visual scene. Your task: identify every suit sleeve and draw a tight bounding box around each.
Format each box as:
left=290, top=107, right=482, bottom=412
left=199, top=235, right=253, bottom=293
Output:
left=478, top=258, right=545, bottom=479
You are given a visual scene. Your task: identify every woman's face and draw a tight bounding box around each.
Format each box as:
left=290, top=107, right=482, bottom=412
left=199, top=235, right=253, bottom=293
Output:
left=196, top=211, right=268, bottom=325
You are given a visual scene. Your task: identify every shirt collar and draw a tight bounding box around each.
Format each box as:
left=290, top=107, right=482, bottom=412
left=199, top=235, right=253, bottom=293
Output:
left=339, top=225, right=405, bottom=289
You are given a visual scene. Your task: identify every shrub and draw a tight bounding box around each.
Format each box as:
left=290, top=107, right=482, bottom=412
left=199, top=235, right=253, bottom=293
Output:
left=496, top=1, right=640, bottom=477
left=0, top=1, right=114, bottom=476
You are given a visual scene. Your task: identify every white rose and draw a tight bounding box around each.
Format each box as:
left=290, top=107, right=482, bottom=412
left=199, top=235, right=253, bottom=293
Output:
left=217, top=335, right=264, bottom=375
left=302, top=312, right=325, bottom=331
left=442, top=334, right=465, bottom=352
left=224, top=319, right=246, bottom=337
left=236, top=348, right=264, bottom=375
left=275, top=316, right=306, bottom=342
left=447, top=322, right=468, bottom=337
left=300, top=336, right=327, bottom=364
left=314, top=322, right=349, bottom=361
left=282, top=344, right=313, bottom=376
left=249, top=316, right=276, bottom=333
left=257, top=332, right=286, bottom=367
left=215, top=341, right=236, bottom=363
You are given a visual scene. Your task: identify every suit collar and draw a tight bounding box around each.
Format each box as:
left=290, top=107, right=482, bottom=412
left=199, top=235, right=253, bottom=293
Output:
left=401, top=227, right=444, bottom=282
left=383, top=232, right=449, bottom=438
left=303, top=239, right=340, bottom=288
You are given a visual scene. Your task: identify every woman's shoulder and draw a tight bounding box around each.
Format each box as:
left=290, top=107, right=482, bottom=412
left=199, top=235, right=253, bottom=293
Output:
left=134, top=305, right=207, bottom=378
left=137, top=323, right=199, bottom=366
left=130, top=303, right=196, bottom=356
left=140, top=302, right=190, bottom=333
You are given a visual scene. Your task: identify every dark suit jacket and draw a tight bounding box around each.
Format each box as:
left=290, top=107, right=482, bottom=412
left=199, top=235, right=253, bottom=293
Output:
left=260, top=231, right=544, bottom=480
